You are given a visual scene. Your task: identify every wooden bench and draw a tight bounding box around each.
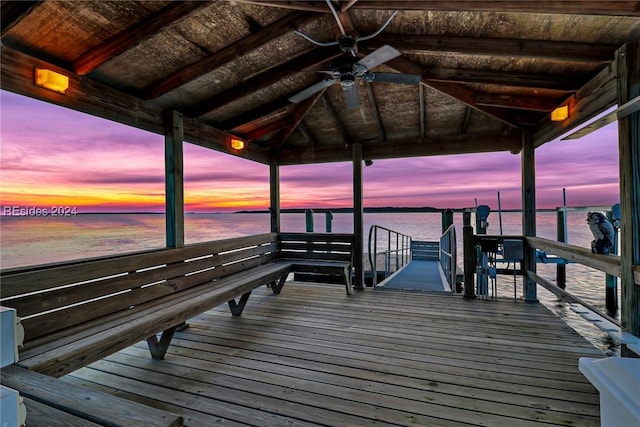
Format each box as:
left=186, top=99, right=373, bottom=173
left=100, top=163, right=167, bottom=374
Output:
left=1, top=364, right=182, bottom=427
left=0, top=233, right=290, bottom=378
left=278, top=232, right=355, bottom=295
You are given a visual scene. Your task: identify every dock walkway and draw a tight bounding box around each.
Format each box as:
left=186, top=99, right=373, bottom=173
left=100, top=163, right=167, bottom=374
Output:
left=378, top=259, right=450, bottom=291
left=65, top=282, right=603, bottom=426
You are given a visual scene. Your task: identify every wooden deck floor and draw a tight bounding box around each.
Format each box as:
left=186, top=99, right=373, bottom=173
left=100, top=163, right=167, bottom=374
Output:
left=64, top=282, right=603, bottom=426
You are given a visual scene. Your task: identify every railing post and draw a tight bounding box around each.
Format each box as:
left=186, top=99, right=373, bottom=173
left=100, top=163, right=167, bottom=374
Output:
left=463, top=225, right=476, bottom=298
left=325, top=210, right=333, bottom=233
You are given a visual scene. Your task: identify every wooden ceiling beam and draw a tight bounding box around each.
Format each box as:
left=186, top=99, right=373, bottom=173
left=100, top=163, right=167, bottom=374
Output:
left=384, top=57, right=528, bottom=128
left=228, top=1, right=329, bottom=13
left=298, top=121, right=319, bottom=146
left=72, top=1, right=212, bottom=76
left=1, top=1, right=41, bottom=37
left=422, top=67, right=585, bottom=92
left=217, top=96, right=293, bottom=130
left=186, top=47, right=342, bottom=117
left=142, top=10, right=320, bottom=100
left=278, top=132, right=523, bottom=165
left=364, top=81, right=387, bottom=141
left=460, top=106, right=472, bottom=135
left=364, top=35, right=616, bottom=63
left=242, top=116, right=292, bottom=140
left=321, top=92, right=352, bottom=144
left=533, top=61, right=617, bottom=147
left=276, top=87, right=327, bottom=148
left=474, top=93, right=562, bottom=112
left=340, top=0, right=359, bottom=12
left=0, top=46, right=270, bottom=164
left=349, top=1, right=640, bottom=16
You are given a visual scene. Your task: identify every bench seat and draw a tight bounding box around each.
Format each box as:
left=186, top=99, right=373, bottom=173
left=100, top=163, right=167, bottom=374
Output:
left=1, top=364, right=182, bottom=427
left=279, top=232, right=355, bottom=294
left=17, top=261, right=291, bottom=377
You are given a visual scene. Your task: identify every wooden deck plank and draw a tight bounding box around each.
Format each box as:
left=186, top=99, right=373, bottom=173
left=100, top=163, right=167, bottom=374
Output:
left=69, top=282, right=602, bottom=426
left=22, top=397, right=102, bottom=427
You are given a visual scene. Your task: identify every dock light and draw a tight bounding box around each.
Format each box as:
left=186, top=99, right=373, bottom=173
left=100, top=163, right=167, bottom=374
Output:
left=551, top=105, right=569, bottom=122
left=34, top=67, right=69, bottom=94
left=230, top=137, right=246, bottom=150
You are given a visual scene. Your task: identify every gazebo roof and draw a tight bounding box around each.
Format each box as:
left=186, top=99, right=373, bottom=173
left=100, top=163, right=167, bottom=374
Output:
left=2, top=1, right=639, bottom=164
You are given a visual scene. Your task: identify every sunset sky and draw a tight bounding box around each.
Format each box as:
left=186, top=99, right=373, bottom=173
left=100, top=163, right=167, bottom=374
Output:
left=0, top=90, right=620, bottom=213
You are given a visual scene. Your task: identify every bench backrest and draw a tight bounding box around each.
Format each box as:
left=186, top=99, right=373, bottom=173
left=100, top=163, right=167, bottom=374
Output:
left=0, top=233, right=279, bottom=346
left=279, top=233, right=354, bottom=263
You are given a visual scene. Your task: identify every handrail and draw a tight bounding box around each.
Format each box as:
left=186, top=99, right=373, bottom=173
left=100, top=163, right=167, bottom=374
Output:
left=368, top=225, right=412, bottom=287
left=439, top=224, right=457, bottom=292
left=527, top=236, right=640, bottom=286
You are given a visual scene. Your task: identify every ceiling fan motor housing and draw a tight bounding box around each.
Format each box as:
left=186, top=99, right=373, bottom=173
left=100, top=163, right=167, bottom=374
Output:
left=340, top=73, right=356, bottom=88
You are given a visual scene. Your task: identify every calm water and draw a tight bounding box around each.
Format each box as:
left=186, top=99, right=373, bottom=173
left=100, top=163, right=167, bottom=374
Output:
left=0, top=211, right=619, bottom=353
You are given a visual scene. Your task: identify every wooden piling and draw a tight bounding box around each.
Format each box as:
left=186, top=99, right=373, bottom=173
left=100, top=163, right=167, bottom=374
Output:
left=605, top=210, right=619, bottom=316
left=441, top=209, right=454, bottom=234
left=463, top=225, right=476, bottom=299
left=556, top=209, right=567, bottom=289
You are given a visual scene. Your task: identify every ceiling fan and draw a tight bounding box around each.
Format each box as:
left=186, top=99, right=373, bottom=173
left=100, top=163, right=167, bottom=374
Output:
left=289, top=6, right=422, bottom=109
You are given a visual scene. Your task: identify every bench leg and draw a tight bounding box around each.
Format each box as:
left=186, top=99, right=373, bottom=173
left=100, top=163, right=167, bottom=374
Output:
left=228, top=291, right=252, bottom=316
left=344, top=266, right=353, bottom=295
left=270, top=274, right=288, bottom=295
left=146, top=326, right=177, bottom=360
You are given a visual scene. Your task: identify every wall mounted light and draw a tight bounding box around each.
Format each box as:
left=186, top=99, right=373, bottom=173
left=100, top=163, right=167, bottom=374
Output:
left=230, top=137, right=246, bottom=150
left=551, top=105, right=569, bottom=122
left=34, top=67, right=69, bottom=94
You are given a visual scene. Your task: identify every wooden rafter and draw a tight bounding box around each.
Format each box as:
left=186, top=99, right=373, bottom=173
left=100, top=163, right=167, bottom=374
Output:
left=321, top=92, right=352, bottom=144
left=73, top=2, right=212, bottom=75
left=475, top=93, right=562, bottom=112
left=422, top=67, right=585, bottom=92
left=142, top=10, right=321, bottom=100
left=1, top=0, right=41, bottom=37
left=365, top=34, right=616, bottom=63
left=185, top=47, right=343, bottom=117
left=385, top=57, right=532, bottom=128
left=298, top=121, right=319, bottom=146
left=340, top=0, right=359, bottom=12
left=218, top=96, right=293, bottom=130
left=350, top=1, right=640, bottom=16
left=460, top=107, right=472, bottom=135
left=364, top=82, right=386, bottom=141
left=228, top=1, right=330, bottom=13
left=243, top=117, right=291, bottom=140
left=275, top=88, right=327, bottom=148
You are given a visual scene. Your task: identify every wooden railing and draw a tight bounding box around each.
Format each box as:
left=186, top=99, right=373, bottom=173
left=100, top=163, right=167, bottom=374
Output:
left=527, top=237, right=640, bottom=286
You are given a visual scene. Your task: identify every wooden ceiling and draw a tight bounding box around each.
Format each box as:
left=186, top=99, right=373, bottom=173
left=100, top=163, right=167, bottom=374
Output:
left=2, top=1, right=639, bottom=165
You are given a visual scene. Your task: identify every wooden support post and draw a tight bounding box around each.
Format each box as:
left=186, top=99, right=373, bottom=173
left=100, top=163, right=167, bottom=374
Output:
left=616, top=41, right=640, bottom=355
left=165, top=110, right=184, bottom=248
left=522, top=132, right=537, bottom=302
left=605, top=210, right=619, bottom=316
left=463, top=225, right=476, bottom=299
left=352, top=142, right=364, bottom=290
left=269, top=160, right=280, bottom=233
left=556, top=209, right=567, bottom=289
left=441, top=209, right=454, bottom=233
left=305, top=209, right=314, bottom=232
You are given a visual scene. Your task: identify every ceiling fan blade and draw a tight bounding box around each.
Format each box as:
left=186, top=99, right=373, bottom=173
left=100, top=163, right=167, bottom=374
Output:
left=356, top=45, right=401, bottom=71
left=288, top=79, right=336, bottom=103
left=366, top=72, right=422, bottom=85
left=343, top=84, right=360, bottom=109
